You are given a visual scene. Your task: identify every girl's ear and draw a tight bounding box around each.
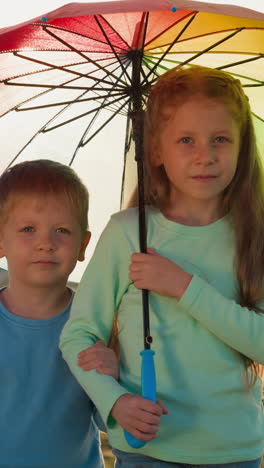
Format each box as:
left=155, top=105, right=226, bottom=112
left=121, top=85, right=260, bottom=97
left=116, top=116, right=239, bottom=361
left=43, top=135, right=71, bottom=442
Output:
left=149, top=139, right=163, bottom=167
left=78, top=231, right=91, bottom=262
left=151, top=150, right=162, bottom=167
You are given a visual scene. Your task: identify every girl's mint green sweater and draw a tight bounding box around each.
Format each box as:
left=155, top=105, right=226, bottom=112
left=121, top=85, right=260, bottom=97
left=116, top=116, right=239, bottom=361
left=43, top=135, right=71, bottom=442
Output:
left=60, top=207, right=264, bottom=464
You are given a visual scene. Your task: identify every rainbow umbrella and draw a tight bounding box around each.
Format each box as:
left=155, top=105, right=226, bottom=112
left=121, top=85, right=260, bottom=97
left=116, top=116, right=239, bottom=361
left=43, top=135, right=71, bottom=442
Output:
left=0, top=0, right=263, bottom=447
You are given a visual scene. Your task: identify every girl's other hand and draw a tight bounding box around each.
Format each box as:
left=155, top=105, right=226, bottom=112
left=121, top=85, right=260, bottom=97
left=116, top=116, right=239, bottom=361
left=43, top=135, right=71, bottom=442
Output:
left=129, top=248, right=192, bottom=298
left=111, top=394, right=168, bottom=441
left=77, top=341, right=119, bottom=380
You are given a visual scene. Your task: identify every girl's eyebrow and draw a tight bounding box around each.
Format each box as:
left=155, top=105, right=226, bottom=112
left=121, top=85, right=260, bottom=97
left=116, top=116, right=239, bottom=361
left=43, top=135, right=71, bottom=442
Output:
left=175, top=128, right=233, bottom=134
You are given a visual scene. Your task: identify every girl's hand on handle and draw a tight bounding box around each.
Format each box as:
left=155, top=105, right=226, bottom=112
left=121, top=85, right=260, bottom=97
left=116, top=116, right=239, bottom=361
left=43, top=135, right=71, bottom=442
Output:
left=111, top=394, right=168, bottom=441
left=129, top=248, right=192, bottom=298
left=77, top=341, right=119, bottom=380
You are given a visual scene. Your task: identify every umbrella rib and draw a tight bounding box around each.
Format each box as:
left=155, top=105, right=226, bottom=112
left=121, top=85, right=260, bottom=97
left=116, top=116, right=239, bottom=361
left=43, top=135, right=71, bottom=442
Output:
left=148, top=26, right=246, bottom=87
left=252, top=112, right=264, bottom=123
left=43, top=26, right=128, bottom=88
left=170, top=27, right=246, bottom=68
left=135, top=12, right=150, bottom=84
left=142, top=13, right=197, bottom=86
left=4, top=80, right=122, bottom=92
left=35, top=22, right=128, bottom=53
left=14, top=50, right=124, bottom=89
left=3, top=56, right=128, bottom=123
left=144, top=53, right=264, bottom=86
left=5, top=97, right=79, bottom=168
left=141, top=55, right=169, bottom=82
left=120, top=103, right=133, bottom=207
left=96, top=15, right=131, bottom=50
left=1, top=65, right=102, bottom=116
left=15, top=91, right=126, bottom=111
left=69, top=62, right=132, bottom=164
left=217, top=54, right=264, bottom=71
left=94, top=15, right=131, bottom=84
left=6, top=92, right=128, bottom=168
left=0, top=54, right=122, bottom=83
left=88, top=59, right=132, bottom=114
left=219, top=69, right=263, bottom=86
left=144, top=11, right=195, bottom=49
left=82, top=98, right=129, bottom=147
left=69, top=97, right=129, bottom=165
left=243, top=83, right=263, bottom=87
left=42, top=94, right=129, bottom=132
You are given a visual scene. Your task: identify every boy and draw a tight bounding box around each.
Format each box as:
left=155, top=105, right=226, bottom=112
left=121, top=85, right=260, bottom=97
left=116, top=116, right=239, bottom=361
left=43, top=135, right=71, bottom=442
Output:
left=0, top=159, right=117, bottom=468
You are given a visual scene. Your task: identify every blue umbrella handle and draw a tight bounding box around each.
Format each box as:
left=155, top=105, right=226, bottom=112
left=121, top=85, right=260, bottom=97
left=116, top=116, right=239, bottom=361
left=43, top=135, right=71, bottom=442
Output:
left=124, top=349, right=156, bottom=448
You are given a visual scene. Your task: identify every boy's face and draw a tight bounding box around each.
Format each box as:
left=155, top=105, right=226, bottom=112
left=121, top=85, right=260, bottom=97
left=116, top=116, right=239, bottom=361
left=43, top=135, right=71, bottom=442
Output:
left=0, top=193, right=90, bottom=290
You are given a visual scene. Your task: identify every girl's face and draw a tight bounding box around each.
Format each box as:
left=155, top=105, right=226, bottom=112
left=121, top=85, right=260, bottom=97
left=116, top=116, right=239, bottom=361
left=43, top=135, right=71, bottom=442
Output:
left=152, top=95, right=240, bottom=218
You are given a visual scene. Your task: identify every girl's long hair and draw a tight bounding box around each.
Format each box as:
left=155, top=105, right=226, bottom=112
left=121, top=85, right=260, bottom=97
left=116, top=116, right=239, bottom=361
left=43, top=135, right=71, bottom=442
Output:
left=132, top=65, right=264, bottom=384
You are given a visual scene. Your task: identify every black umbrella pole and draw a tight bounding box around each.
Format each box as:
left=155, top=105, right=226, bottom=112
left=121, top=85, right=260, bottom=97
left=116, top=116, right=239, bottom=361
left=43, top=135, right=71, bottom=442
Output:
left=124, top=110, right=157, bottom=449
left=133, top=109, right=152, bottom=351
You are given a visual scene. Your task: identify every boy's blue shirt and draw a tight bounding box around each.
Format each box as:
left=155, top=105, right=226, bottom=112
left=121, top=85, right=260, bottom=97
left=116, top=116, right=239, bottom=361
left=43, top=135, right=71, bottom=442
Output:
left=0, top=295, right=104, bottom=468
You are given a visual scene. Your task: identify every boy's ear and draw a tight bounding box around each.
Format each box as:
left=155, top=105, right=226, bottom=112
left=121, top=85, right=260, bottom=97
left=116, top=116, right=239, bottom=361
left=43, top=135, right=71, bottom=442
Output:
left=78, top=231, right=91, bottom=262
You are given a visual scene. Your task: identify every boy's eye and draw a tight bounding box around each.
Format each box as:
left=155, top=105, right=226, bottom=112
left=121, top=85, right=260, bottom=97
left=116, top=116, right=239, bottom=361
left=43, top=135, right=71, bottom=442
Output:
left=56, top=227, right=70, bottom=234
left=21, top=226, right=34, bottom=232
left=180, top=137, right=192, bottom=144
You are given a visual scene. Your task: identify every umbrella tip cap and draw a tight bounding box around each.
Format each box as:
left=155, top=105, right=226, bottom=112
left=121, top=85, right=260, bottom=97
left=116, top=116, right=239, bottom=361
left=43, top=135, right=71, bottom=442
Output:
left=41, top=16, right=47, bottom=22
left=171, top=6, right=177, bottom=12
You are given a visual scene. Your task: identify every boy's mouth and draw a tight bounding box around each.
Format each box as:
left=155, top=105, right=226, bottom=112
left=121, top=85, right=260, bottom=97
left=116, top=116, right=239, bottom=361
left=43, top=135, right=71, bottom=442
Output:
left=33, top=260, right=57, bottom=265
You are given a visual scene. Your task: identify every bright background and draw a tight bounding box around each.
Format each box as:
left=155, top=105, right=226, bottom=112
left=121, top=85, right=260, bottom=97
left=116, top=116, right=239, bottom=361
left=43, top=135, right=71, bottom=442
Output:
left=0, top=0, right=263, bottom=282
left=0, top=0, right=128, bottom=282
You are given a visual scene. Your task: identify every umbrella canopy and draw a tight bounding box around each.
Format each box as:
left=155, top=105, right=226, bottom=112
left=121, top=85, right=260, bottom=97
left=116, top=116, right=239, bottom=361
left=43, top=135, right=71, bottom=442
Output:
left=0, top=0, right=263, bottom=284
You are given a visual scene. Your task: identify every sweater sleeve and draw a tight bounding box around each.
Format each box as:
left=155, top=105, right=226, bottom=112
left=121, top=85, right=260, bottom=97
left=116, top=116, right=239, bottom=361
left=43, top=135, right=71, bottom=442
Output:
left=60, top=214, right=135, bottom=425
left=179, top=274, right=264, bottom=364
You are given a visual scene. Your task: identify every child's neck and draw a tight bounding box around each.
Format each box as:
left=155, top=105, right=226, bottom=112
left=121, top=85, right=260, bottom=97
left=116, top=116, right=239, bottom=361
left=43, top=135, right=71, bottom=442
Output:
left=0, top=283, right=72, bottom=320
left=163, top=200, right=223, bottom=226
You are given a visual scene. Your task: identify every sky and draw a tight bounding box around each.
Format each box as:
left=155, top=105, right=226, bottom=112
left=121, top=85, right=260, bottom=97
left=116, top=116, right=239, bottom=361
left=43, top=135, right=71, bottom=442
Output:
left=0, top=1, right=102, bottom=27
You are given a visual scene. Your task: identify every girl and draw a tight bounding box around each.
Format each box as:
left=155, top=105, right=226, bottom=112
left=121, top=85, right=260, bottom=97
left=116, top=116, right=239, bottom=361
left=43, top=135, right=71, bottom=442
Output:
left=60, top=66, right=264, bottom=467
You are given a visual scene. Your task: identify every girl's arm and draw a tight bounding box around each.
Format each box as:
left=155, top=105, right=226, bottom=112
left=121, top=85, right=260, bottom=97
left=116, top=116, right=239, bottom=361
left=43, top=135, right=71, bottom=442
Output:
left=130, top=249, right=264, bottom=364
left=179, top=274, right=264, bottom=364
left=60, top=213, right=166, bottom=438
left=60, top=216, right=133, bottom=424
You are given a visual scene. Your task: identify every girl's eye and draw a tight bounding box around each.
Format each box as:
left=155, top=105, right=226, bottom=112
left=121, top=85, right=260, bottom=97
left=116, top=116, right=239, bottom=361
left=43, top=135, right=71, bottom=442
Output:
left=21, top=226, right=34, bottom=232
left=56, top=227, right=70, bottom=234
left=214, top=136, right=228, bottom=143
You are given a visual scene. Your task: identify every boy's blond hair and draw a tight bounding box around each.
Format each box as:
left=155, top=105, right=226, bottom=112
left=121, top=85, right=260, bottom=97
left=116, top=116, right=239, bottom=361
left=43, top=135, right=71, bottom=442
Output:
left=0, top=159, right=89, bottom=236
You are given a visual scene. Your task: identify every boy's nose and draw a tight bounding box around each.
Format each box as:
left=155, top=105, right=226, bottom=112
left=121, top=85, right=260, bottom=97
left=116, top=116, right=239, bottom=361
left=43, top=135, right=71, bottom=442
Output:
left=36, top=233, right=56, bottom=251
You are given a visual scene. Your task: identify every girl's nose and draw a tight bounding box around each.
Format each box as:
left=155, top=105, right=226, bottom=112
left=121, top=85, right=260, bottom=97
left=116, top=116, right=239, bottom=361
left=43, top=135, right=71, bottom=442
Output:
left=195, top=143, right=216, bottom=164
